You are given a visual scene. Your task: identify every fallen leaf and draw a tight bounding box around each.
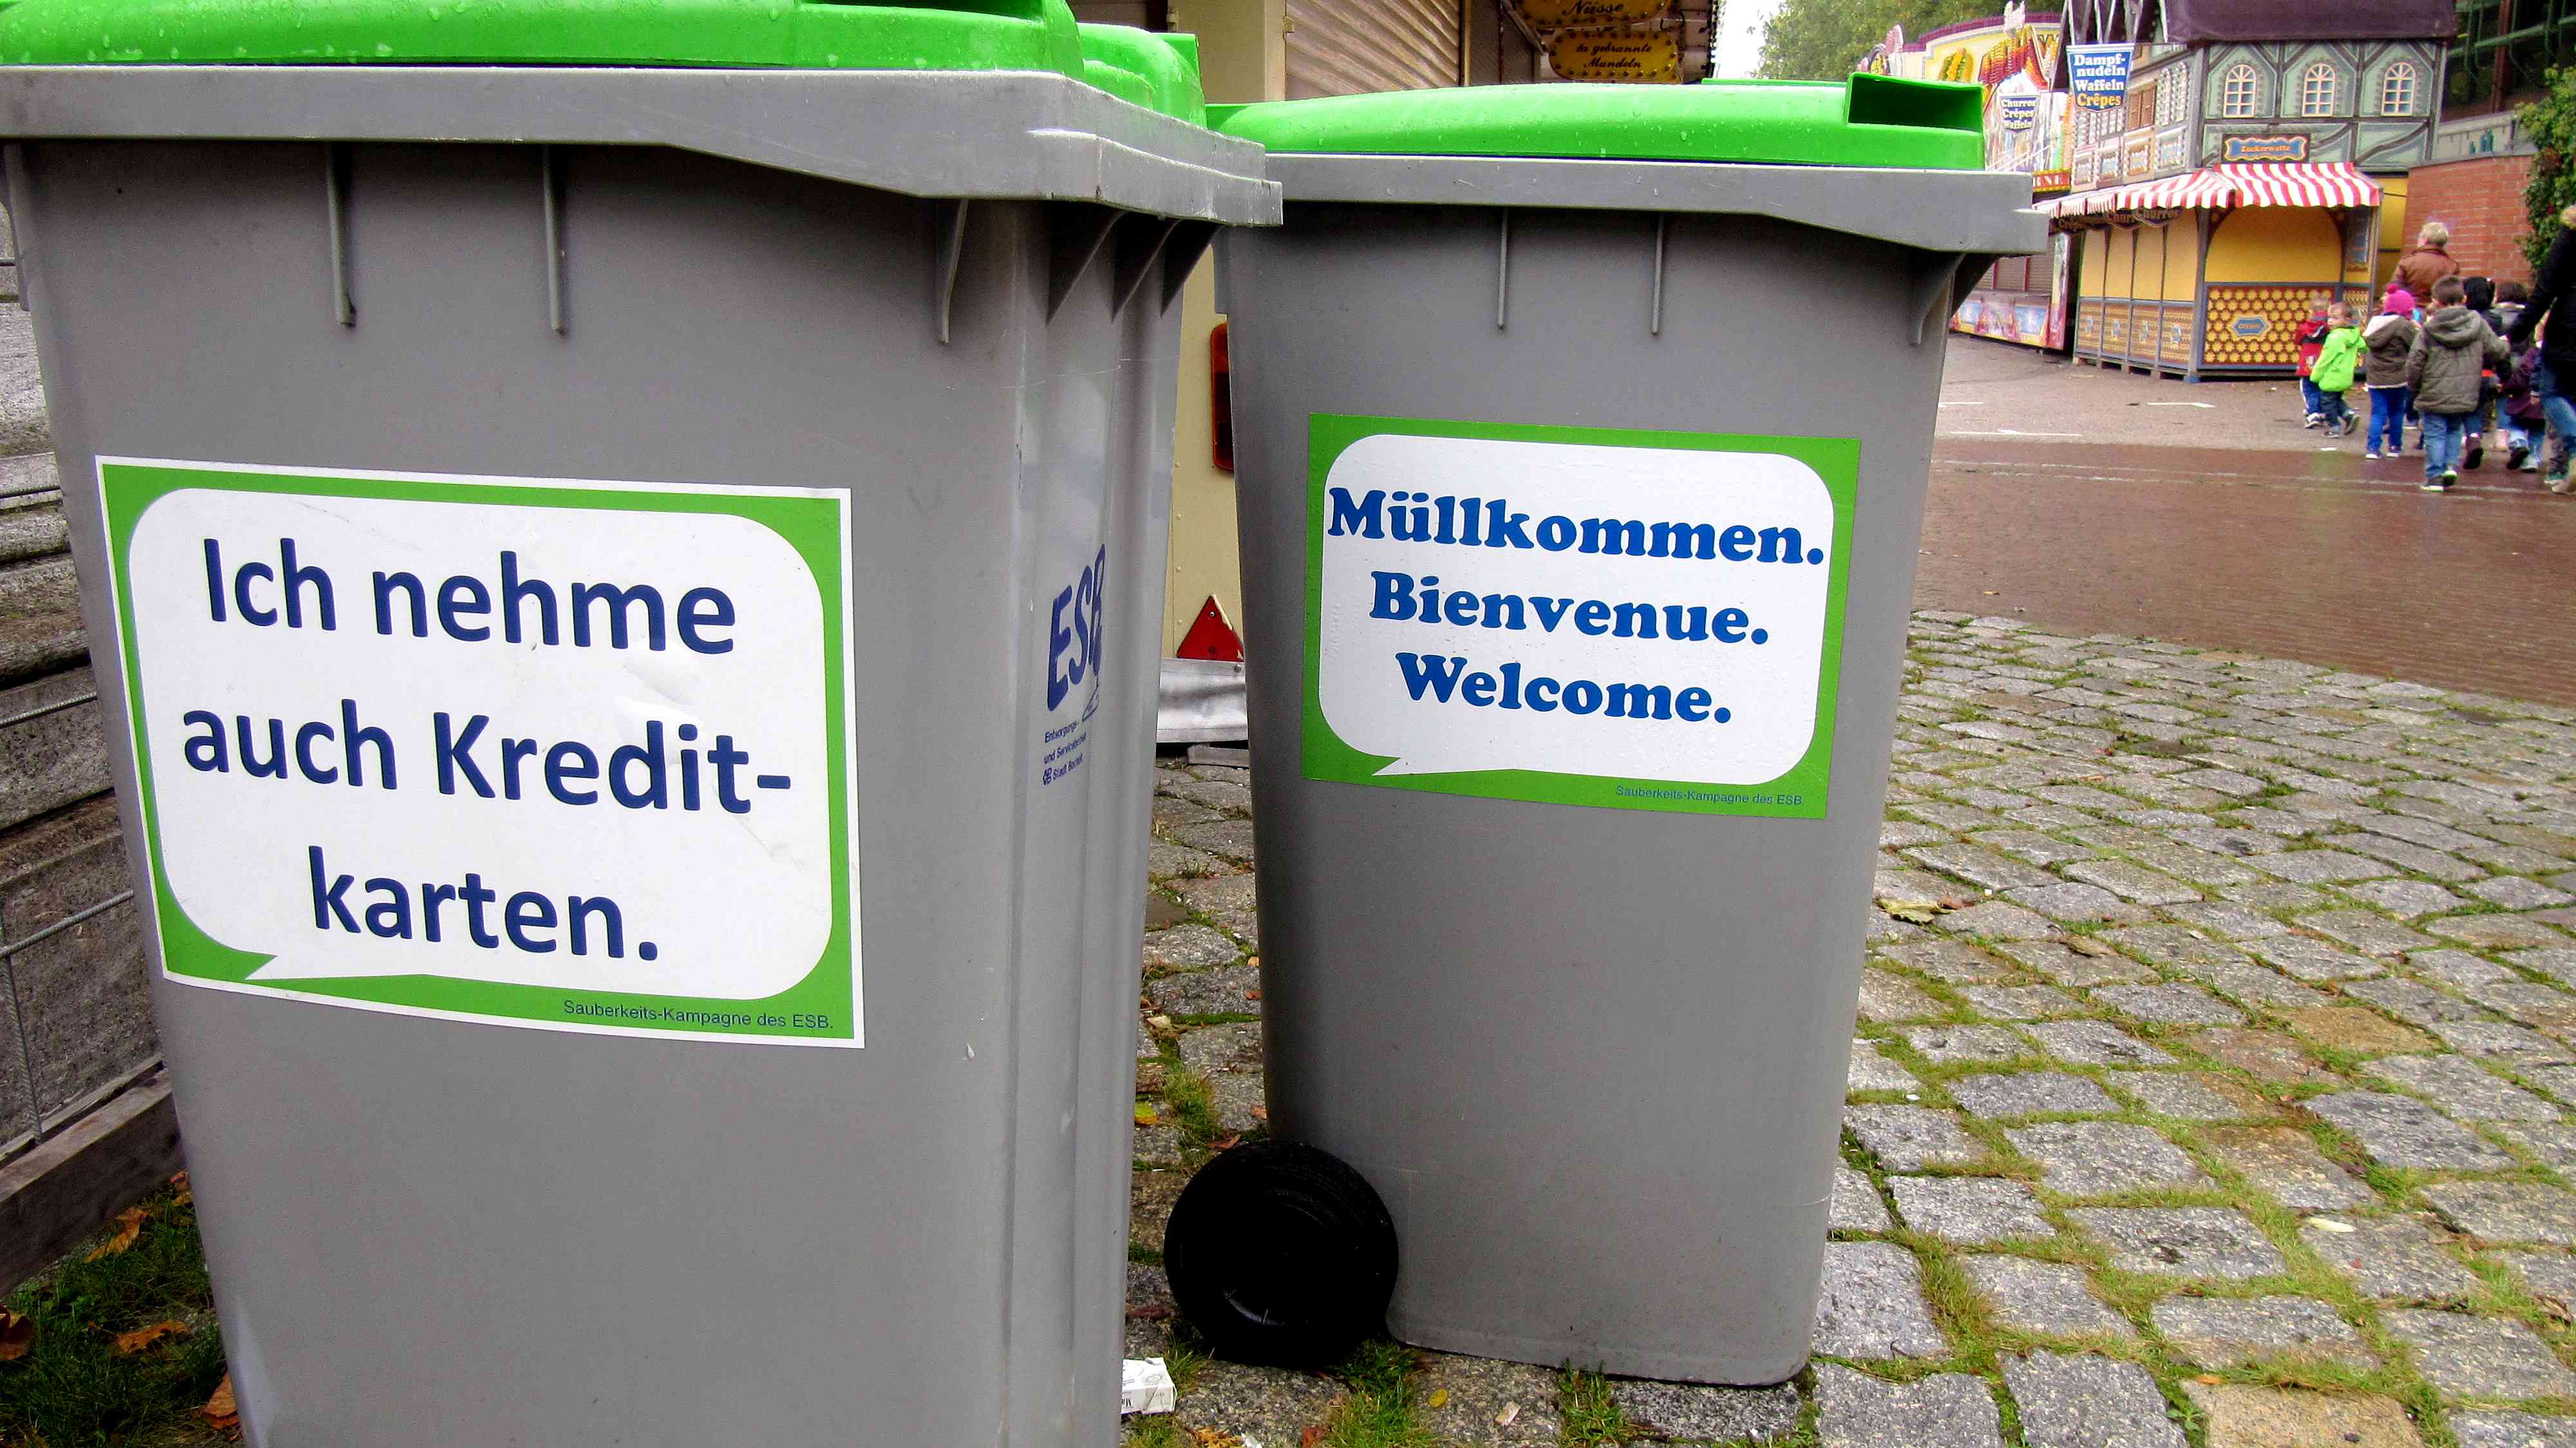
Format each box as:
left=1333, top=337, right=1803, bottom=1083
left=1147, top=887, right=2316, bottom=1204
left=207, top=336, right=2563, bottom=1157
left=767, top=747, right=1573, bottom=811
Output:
left=114, top=1320, right=191, bottom=1355
left=1245, top=989, right=1262, bottom=1001
left=1246, top=957, right=1260, bottom=969
left=0, top=1308, right=33, bottom=1362
left=2193, top=1374, right=2222, bottom=1386
left=203, top=1375, right=240, bottom=1431
left=1209, top=1134, right=1242, bottom=1151
left=169, top=1170, right=192, bottom=1207
left=1250, top=1106, right=1269, bottom=1121
left=2067, top=937, right=2115, bottom=958
left=1425, top=1388, right=1448, bottom=1409
left=86, top=1206, right=147, bottom=1262
left=1135, top=1103, right=1160, bottom=1127
left=1938, top=897, right=1976, bottom=910
left=1495, top=1402, right=1522, bottom=1427
left=1302, top=1428, right=1326, bottom=1447
left=1982, top=590, right=1999, bottom=596
left=1126, top=1304, right=1175, bottom=1321
left=1146, top=1015, right=1175, bottom=1032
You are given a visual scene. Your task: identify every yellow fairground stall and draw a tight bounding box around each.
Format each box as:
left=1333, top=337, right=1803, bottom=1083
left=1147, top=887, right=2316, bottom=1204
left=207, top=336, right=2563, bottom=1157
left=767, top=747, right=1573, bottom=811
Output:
left=2043, top=162, right=2387, bottom=378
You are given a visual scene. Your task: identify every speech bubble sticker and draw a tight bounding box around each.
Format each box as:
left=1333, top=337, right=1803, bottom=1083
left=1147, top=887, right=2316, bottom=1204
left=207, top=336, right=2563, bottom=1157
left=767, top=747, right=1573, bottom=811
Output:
left=100, top=459, right=860, bottom=1045
left=1303, top=417, right=1857, bottom=818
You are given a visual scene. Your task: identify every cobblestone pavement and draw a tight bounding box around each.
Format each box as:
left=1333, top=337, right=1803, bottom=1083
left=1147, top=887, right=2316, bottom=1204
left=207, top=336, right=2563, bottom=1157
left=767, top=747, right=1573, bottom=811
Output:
left=1128, top=610, right=2576, bottom=1447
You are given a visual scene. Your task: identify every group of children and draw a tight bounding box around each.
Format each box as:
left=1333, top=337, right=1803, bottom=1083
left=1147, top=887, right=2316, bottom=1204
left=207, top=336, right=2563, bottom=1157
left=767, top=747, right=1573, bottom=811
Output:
left=2294, top=278, right=2571, bottom=493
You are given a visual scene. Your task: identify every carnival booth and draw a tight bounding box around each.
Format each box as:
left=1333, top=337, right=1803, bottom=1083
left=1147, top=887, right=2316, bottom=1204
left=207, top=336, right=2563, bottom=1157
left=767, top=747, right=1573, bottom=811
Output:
left=2043, top=162, right=2386, bottom=376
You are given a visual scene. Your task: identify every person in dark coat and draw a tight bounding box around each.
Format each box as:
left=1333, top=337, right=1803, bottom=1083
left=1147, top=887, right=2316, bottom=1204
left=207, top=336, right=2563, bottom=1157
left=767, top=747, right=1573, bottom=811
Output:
left=2463, top=276, right=2503, bottom=468
left=2505, top=204, right=2576, bottom=493
left=2362, top=287, right=2419, bottom=461
left=2396, top=222, right=2461, bottom=306
left=2497, top=280, right=2541, bottom=469
left=2409, top=277, right=2510, bottom=491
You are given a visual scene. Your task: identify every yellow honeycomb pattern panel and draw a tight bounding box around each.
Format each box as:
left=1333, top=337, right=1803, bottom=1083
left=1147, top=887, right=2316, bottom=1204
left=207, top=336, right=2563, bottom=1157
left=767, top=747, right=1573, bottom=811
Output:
left=2204, top=285, right=2315, bottom=367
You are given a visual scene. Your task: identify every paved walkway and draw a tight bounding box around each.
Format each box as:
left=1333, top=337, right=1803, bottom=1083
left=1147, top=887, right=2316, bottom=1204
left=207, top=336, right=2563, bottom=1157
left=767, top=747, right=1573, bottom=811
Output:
left=1918, top=440, right=2576, bottom=709
left=1923, top=338, right=2576, bottom=709
left=1938, top=336, right=2348, bottom=452
left=1130, top=611, right=2576, bottom=1447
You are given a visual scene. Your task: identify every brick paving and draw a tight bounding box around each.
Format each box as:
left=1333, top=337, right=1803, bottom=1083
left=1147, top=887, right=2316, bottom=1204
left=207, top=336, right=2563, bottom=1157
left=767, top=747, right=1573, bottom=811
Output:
left=1917, top=443, right=2576, bottom=709
left=1127, top=610, right=2576, bottom=1447
left=1922, top=339, right=2576, bottom=708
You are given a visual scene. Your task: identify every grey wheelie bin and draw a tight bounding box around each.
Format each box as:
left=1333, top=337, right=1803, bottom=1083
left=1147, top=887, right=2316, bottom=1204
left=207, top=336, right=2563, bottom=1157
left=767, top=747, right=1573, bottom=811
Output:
left=1173, top=77, right=2041, bottom=1384
left=0, top=1, right=1273, bottom=1442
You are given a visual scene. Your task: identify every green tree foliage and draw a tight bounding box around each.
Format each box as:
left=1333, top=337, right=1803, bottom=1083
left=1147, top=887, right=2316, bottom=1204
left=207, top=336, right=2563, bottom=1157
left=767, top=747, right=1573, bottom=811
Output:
left=2519, top=67, right=2576, bottom=271
left=1756, top=0, right=2012, bottom=81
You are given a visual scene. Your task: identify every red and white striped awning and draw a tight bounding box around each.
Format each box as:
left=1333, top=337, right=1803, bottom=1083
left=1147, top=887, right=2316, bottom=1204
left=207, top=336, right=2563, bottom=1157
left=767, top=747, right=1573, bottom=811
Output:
left=2040, top=162, right=2384, bottom=220
left=2119, top=168, right=2240, bottom=212
left=2034, top=189, right=2123, bottom=218
left=2215, top=162, right=2382, bottom=208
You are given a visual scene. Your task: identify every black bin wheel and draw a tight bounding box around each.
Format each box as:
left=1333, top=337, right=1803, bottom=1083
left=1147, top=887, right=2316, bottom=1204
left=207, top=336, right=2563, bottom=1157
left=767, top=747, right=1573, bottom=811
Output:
left=1162, top=1140, right=1397, bottom=1369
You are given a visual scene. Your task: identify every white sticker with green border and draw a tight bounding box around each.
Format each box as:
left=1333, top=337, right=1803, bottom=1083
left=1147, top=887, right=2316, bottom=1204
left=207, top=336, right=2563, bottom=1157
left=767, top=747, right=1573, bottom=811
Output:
left=1305, top=415, right=1857, bottom=818
left=99, top=458, right=862, bottom=1046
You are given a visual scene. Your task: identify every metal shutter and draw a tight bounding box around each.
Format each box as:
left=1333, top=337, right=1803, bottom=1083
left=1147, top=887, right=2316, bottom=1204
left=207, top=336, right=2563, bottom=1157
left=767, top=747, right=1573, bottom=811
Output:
left=1287, top=0, right=1463, bottom=98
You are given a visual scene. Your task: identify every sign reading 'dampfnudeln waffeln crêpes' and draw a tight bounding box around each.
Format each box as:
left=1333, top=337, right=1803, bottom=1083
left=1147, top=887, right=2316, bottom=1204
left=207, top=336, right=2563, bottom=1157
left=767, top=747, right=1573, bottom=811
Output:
left=1303, top=415, right=1857, bottom=818
left=98, top=459, right=860, bottom=1045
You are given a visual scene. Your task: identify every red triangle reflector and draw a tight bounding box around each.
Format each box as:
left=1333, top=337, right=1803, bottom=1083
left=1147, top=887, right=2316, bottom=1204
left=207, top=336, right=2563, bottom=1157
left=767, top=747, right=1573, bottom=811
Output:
left=1175, top=596, right=1243, bottom=662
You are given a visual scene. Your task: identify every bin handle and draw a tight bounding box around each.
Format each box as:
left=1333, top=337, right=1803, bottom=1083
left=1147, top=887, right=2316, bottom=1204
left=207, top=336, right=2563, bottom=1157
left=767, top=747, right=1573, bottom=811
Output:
left=934, top=199, right=971, bottom=343
left=325, top=144, right=354, bottom=327
left=1911, top=249, right=2000, bottom=347
left=1650, top=213, right=1666, bottom=338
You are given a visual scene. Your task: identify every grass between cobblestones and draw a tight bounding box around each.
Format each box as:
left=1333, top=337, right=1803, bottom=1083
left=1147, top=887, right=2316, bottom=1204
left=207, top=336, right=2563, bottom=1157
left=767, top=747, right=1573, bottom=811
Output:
left=1852, top=1016, right=2498, bottom=1443
left=1157, top=1063, right=1225, bottom=1149
left=15, top=616, right=2576, bottom=1447
left=1316, top=1340, right=1435, bottom=1447
left=1555, top=1368, right=1631, bottom=1445
left=1814, top=622, right=2576, bottom=1443
left=1130, top=626, right=2576, bottom=1442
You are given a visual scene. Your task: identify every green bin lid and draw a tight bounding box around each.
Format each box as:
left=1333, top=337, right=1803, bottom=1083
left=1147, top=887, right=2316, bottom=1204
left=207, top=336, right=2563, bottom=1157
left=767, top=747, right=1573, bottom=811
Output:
left=1212, top=73, right=1985, bottom=171
left=0, top=0, right=1209, bottom=123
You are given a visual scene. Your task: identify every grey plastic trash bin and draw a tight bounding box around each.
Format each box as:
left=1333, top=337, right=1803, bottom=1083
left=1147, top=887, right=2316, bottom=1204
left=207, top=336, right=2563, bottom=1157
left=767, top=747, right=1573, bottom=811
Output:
left=0, top=1, right=1274, bottom=1442
left=1190, top=77, right=2041, bottom=1384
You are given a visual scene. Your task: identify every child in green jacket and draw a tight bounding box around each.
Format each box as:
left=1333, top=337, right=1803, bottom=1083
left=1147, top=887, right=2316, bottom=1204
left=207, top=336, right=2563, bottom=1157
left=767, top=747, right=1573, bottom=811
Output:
left=2310, top=303, right=2365, bottom=437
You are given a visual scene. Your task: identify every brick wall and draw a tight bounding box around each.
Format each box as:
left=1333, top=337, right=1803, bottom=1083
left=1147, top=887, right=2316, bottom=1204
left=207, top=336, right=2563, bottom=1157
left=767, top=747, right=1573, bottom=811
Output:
left=2406, top=153, right=2539, bottom=289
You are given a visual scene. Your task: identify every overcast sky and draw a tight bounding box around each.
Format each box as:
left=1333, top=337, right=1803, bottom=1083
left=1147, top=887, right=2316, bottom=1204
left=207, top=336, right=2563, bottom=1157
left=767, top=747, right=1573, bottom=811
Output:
left=1709, top=0, right=1783, bottom=78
